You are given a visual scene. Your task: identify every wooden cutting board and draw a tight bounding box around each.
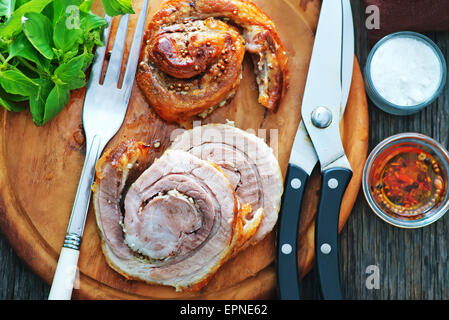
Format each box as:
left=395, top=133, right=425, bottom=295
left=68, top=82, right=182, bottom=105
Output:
left=0, top=0, right=369, bottom=299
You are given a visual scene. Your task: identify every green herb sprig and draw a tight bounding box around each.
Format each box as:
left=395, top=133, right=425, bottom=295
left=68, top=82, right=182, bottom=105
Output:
left=0, top=0, right=134, bottom=126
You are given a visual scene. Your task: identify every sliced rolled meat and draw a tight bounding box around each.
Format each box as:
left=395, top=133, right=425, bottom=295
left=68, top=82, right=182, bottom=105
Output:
left=137, top=0, right=288, bottom=124
left=170, top=123, right=283, bottom=244
left=92, top=140, right=152, bottom=260
left=93, top=141, right=262, bottom=291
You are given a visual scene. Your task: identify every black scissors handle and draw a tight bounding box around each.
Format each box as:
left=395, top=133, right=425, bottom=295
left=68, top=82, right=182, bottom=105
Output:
left=315, top=167, right=352, bottom=300
left=276, top=163, right=309, bottom=300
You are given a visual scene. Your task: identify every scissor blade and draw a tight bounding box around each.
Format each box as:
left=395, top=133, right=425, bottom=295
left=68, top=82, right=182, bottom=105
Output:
left=341, top=0, right=354, bottom=114
left=290, top=121, right=317, bottom=175
left=301, top=0, right=349, bottom=171
left=289, top=0, right=354, bottom=174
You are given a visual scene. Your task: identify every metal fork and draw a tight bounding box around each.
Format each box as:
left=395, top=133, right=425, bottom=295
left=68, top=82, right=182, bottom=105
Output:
left=48, top=0, right=149, bottom=300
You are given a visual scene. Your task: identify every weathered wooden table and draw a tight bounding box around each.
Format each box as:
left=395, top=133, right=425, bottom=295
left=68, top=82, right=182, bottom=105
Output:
left=1, top=0, right=449, bottom=300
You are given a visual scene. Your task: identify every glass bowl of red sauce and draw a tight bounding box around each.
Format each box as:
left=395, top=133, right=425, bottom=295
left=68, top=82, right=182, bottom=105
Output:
left=363, top=133, right=449, bottom=228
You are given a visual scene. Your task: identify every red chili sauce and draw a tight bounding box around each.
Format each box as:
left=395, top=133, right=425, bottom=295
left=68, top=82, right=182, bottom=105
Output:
left=370, top=146, right=446, bottom=219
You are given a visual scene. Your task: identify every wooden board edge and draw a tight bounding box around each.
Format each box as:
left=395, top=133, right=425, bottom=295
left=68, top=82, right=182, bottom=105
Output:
left=0, top=110, right=58, bottom=290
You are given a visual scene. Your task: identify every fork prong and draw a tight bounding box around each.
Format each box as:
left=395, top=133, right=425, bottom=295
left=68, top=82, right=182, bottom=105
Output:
left=88, top=15, right=113, bottom=86
left=121, top=0, right=149, bottom=97
left=103, top=14, right=130, bottom=87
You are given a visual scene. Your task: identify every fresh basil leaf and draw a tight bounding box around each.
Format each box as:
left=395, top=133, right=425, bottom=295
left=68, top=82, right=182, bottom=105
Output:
left=0, top=0, right=53, bottom=38
left=9, top=32, right=45, bottom=66
left=54, top=54, right=85, bottom=89
left=54, top=14, right=82, bottom=52
left=41, top=2, right=53, bottom=21
left=0, top=98, right=22, bottom=111
left=82, top=27, right=103, bottom=59
left=23, top=12, right=54, bottom=59
left=0, top=99, right=24, bottom=111
left=52, top=0, right=81, bottom=21
left=0, top=36, right=7, bottom=50
left=29, top=78, right=53, bottom=125
left=52, top=0, right=83, bottom=31
left=0, top=69, right=38, bottom=96
left=0, top=86, right=26, bottom=111
left=80, top=51, right=93, bottom=70
left=2, top=91, right=28, bottom=102
left=14, top=0, right=30, bottom=10
left=0, top=91, right=25, bottom=112
left=0, top=0, right=16, bottom=22
left=79, top=0, right=93, bottom=13
left=52, top=0, right=82, bottom=22
left=80, top=10, right=107, bottom=32
left=60, top=47, right=78, bottom=62
left=87, top=27, right=103, bottom=46
left=43, top=83, right=69, bottom=123
left=54, top=55, right=83, bottom=79
left=101, top=0, right=134, bottom=16
left=67, top=75, right=85, bottom=90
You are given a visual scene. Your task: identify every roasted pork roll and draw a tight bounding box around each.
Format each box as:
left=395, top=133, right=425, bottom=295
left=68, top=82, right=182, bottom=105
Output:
left=93, top=141, right=262, bottom=291
left=170, top=123, right=283, bottom=244
left=136, top=0, right=288, bottom=123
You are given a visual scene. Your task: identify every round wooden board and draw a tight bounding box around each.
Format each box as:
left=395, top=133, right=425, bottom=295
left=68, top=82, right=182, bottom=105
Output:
left=0, top=0, right=369, bottom=299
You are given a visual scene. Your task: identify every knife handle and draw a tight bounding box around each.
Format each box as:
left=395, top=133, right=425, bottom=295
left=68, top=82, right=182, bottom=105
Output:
left=315, top=167, right=352, bottom=300
left=277, top=164, right=309, bottom=300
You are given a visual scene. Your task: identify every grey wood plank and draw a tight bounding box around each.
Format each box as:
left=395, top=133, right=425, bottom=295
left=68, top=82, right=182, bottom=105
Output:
left=0, top=233, right=49, bottom=300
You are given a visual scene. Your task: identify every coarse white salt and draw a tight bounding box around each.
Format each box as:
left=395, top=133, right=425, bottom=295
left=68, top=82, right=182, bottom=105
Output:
left=370, top=37, right=442, bottom=106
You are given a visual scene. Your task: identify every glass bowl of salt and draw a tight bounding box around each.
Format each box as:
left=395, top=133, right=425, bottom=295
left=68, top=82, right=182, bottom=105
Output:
left=365, top=31, right=447, bottom=116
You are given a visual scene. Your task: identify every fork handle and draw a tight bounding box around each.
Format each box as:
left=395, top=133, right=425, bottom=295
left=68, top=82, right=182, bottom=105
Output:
left=48, top=135, right=103, bottom=300
left=48, top=247, right=80, bottom=300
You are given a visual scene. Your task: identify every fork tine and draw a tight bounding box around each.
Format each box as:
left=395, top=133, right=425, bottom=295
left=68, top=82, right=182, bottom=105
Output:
left=121, top=0, right=149, bottom=97
left=103, top=14, right=130, bottom=87
left=88, top=15, right=113, bottom=85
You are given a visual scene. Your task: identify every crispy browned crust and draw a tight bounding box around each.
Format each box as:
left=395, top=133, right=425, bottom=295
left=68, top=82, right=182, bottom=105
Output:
left=92, top=140, right=263, bottom=292
left=136, top=0, right=288, bottom=124
left=93, top=140, right=151, bottom=181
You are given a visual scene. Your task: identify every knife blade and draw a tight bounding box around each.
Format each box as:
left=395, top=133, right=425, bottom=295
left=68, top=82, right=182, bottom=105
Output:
left=276, top=0, right=354, bottom=300
left=301, top=0, right=352, bottom=300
